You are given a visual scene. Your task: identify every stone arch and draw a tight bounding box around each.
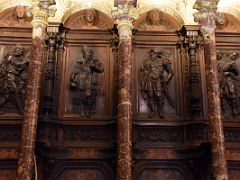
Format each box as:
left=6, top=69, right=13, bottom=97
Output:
left=0, top=6, right=32, bottom=27
left=216, top=12, right=240, bottom=32
left=63, top=8, right=114, bottom=30
left=134, top=9, right=182, bottom=31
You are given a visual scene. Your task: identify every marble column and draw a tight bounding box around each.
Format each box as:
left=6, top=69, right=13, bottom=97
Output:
left=112, top=4, right=138, bottom=180
left=193, top=1, right=228, bottom=179
left=17, top=1, right=56, bottom=180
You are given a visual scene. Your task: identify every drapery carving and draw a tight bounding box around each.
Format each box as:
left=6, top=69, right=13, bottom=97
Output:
left=70, top=46, right=104, bottom=117
left=217, top=51, right=240, bottom=119
left=0, top=44, right=29, bottom=114
left=140, top=49, right=175, bottom=118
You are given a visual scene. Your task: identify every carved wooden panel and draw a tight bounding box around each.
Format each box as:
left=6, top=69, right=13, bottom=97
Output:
left=133, top=161, right=194, bottom=180
left=0, top=7, right=31, bottom=28
left=138, top=169, right=184, bottom=180
left=0, top=161, right=17, bottom=180
left=0, top=169, right=16, bottom=180
left=216, top=13, right=240, bottom=33
left=0, top=44, right=31, bottom=118
left=59, top=44, right=113, bottom=120
left=47, top=161, right=114, bottom=180
left=57, top=169, right=106, bottom=180
left=134, top=10, right=182, bottom=31
left=133, top=44, right=183, bottom=120
left=64, top=9, right=114, bottom=30
left=134, top=125, right=183, bottom=148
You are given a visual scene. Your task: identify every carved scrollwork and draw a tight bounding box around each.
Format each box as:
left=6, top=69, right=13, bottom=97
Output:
left=217, top=51, right=240, bottom=119
left=0, top=44, right=30, bottom=114
left=140, top=49, right=175, bottom=118
left=69, top=46, right=104, bottom=117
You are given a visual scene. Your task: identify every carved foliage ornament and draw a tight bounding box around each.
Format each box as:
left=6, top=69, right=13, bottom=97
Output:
left=0, top=44, right=29, bottom=114
left=69, top=46, right=104, bottom=117
left=140, top=49, right=175, bottom=119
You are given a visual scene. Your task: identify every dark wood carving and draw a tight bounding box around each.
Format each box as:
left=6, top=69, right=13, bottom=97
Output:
left=182, top=31, right=203, bottom=117
left=217, top=51, right=240, bottom=119
left=43, top=29, right=62, bottom=117
left=0, top=44, right=29, bottom=114
left=70, top=46, right=104, bottom=117
left=133, top=161, right=195, bottom=180
left=140, top=49, right=175, bottom=118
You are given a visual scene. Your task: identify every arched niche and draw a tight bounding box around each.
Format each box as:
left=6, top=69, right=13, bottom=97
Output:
left=134, top=9, right=182, bottom=31
left=216, top=13, right=240, bottom=33
left=0, top=6, right=31, bottom=28
left=63, top=8, right=114, bottom=30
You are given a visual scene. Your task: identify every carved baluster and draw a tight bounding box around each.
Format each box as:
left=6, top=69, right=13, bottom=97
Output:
left=110, top=26, right=119, bottom=117
left=194, top=0, right=228, bottom=179
left=43, top=24, right=62, bottom=118
left=181, top=26, right=203, bottom=117
left=17, top=1, right=56, bottom=179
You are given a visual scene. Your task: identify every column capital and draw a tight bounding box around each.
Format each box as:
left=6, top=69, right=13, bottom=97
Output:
left=26, top=0, right=56, bottom=38
left=112, top=4, right=139, bottom=36
left=193, top=0, right=223, bottom=37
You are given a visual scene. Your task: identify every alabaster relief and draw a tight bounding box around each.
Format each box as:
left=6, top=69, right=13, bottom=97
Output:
left=0, top=44, right=29, bottom=114
left=69, top=46, right=104, bottom=117
left=217, top=51, right=240, bottom=119
left=140, top=49, right=175, bottom=118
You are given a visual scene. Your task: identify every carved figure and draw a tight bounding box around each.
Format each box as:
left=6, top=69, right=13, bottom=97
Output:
left=82, top=9, right=99, bottom=29
left=0, top=44, right=29, bottom=114
left=217, top=52, right=240, bottom=118
left=146, top=10, right=167, bottom=31
left=140, top=49, right=174, bottom=118
left=15, top=6, right=26, bottom=23
left=70, top=46, right=104, bottom=117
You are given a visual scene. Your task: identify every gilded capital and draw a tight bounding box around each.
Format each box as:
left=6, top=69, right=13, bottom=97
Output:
left=193, top=0, right=223, bottom=37
left=112, top=4, right=139, bottom=38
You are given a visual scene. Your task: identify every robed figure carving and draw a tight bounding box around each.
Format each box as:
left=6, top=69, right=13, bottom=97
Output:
left=70, top=46, right=104, bottom=117
left=0, top=44, right=29, bottom=114
left=217, top=52, right=240, bottom=118
left=140, top=49, right=175, bottom=118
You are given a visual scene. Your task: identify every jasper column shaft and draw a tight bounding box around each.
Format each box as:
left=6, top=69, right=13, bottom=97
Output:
left=17, top=1, right=54, bottom=179
left=204, top=34, right=228, bottom=180
left=116, top=25, right=133, bottom=180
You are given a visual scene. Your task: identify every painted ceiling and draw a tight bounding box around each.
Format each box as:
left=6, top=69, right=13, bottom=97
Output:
left=0, top=0, right=240, bottom=25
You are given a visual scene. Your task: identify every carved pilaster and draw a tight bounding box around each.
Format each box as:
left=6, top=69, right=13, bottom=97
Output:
left=43, top=24, right=62, bottom=118
left=112, top=4, right=138, bottom=180
left=17, top=1, right=56, bottom=179
left=110, top=26, right=119, bottom=117
left=194, top=1, right=228, bottom=179
left=180, top=25, right=203, bottom=118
